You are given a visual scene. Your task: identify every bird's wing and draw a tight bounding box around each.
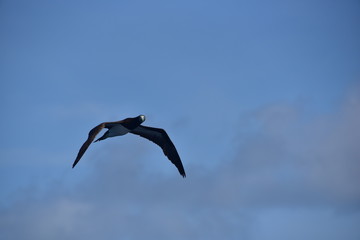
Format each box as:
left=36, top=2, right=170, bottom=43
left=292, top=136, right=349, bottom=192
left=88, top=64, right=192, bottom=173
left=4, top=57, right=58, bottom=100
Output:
left=72, top=123, right=106, bottom=168
left=130, top=125, right=186, bottom=177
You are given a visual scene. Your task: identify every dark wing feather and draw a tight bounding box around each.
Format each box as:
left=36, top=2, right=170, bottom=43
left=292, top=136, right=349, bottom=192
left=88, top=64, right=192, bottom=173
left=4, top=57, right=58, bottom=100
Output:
left=130, top=125, right=186, bottom=177
left=72, top=123, right=105, bottom=168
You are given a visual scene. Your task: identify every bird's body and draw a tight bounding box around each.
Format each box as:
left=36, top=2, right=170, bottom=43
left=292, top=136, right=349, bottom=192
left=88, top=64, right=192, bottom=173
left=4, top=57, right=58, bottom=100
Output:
left=107, top=124, right=129, bottom=137
left=72, top=115, right=186, bottom=177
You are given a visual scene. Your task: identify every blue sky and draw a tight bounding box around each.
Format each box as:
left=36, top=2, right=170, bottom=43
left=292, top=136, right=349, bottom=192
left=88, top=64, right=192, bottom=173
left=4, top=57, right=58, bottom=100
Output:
left=1, top=0, right=360, bottom=239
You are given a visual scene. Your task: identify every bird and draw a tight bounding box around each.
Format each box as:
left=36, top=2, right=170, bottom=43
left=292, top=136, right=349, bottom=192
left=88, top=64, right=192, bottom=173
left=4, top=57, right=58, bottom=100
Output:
left=72, top=115, right=186, bottom=178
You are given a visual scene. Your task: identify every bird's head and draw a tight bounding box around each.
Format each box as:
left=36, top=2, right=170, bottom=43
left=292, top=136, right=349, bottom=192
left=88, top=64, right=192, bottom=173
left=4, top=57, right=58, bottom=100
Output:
left=139, top=115, right=146, bottom=122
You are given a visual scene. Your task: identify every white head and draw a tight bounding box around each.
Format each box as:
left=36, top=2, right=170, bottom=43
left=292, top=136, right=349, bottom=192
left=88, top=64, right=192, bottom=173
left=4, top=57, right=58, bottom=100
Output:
left=139, top=115, right=146, bottom=122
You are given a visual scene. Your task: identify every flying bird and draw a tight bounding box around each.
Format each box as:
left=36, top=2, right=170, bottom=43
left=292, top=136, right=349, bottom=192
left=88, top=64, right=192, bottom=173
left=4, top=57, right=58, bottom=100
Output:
left=72, top=115, right=186, bottom=177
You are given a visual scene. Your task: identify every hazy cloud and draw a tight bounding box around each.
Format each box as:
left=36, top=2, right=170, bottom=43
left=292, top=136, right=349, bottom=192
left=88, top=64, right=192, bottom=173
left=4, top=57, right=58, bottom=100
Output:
left=1, top=88, right=360, bottom=239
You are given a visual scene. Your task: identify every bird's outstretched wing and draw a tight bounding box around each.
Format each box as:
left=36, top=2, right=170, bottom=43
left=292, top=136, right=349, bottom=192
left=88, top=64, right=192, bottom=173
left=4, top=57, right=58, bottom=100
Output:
left=72, top=123, right=106, bottom=168
left=130, top=125, right=186, bottom=177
